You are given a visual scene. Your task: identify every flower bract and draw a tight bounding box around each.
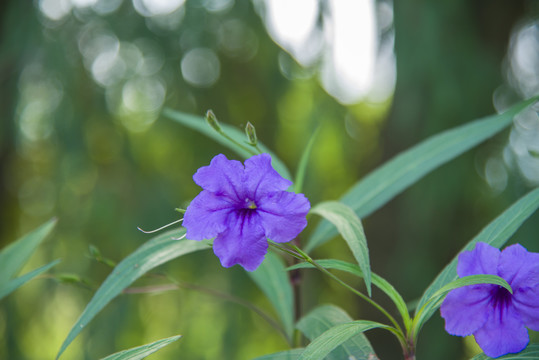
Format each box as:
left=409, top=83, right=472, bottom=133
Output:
left=183, top=153, right=310, bottom=271
left=440, top=242, right=539, bottom=358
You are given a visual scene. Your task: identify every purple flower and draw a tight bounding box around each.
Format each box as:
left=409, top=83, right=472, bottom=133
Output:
left=440, top=242, right=539, bottom=358
left=183, top=153, right=310, bottom=271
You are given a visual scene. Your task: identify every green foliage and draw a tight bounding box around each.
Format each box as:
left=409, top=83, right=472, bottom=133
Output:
left=0, top=219, right=58, bottom=300
left=100, top=335, right=181, bottom=360
left=247, top=251, right=294, bottom=341
left=0, top=260, right=60, bottom=300
left=310, top=202, right=372, bottom=296
left=306, top=97, right=539, bottom=253
left=294, top=128, right=319, bottom=194
left=297, top=320, right=390, bottom=360
left=0, top=218, right=56, bottom=284
left=296, top=305, right=376, bottom=360
left=57, top=229, right=210, bottom=359
left=162, top=108, right=292, bottom=181
left=288, top=260, right=411, bottom=332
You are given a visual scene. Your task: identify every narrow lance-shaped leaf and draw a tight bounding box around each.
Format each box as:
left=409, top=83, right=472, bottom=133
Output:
left=289, top=260, right=411, bottom=331
left=0, top=218, right=57, bottom=285
left=306, top=97, right=538, bottom=252
left=100, top=335, right=182, bottom=360
left=470, top=343, right=539, bottom=360
left=416, top=186, right=539, bottom=313
left=296, top=304, right=377, bottom=360
left=298, top=320, right=390, bottom=360
left=0, top=259, right=60, bottom=300
left=162, top=108, right=292, bottom=181
left=247, top=251, right=294, bottom=340
left=294, top=127, right=319, bottom=194
left=310, top=201, right=372, bottom=296
left=57, top=229, right=210, bottom=359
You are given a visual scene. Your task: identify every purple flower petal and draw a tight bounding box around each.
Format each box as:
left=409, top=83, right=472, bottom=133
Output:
left=440, top=242, right=539, bottom=357
left=499, top=243, right=539, bottom=290
left=457, top=242, right=500, bottom=277
left=257, top=191, right=310, bottom=243
left=192, top=154, right=245, bottom=201
left=513, top=284, right=539, bottom=331
left=212, top=212, right=268, bottom=271
left=183, top=153, right=310, bottom=271
left=440, top=285, right=492, bottom=336
left=244, top=154, right=292, bottom=198
left=183, top=190, right=233, bottom=240
left=473, top=303, right=529, bottom=358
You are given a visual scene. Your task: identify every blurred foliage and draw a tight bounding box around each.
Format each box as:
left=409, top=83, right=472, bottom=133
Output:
left=0, top=0, right=538, bottom=359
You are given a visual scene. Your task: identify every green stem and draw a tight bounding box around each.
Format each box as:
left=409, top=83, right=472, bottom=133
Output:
left=218, top=129, right=258, bottom=156
left=269, top=241, right=304, bottom=260
left=288, top=244, right=407, bottom=345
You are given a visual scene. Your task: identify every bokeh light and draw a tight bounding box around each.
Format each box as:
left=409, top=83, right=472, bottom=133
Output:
left=181, top=48, right=221, bottom=88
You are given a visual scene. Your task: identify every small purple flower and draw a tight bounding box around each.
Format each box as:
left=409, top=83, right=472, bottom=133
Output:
left=440, top=242, right=539, bottom=358
left=183, top=153, right=310, bottom=271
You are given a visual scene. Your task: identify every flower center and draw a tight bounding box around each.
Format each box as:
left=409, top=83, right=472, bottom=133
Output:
left=244, top=198, right=257, bottom=210
left=490, top=285, right=512, bottom=308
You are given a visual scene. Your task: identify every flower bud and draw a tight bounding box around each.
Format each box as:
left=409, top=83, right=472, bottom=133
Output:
left=245, top=122, right=258, bottom=145
left=205, top=110, right=221, bottom=132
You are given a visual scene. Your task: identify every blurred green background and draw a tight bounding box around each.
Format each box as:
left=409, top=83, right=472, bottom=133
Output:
left=1, top=0, right=538, bottom=359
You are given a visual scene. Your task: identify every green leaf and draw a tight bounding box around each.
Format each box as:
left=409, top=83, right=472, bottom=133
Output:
left=0, top=218, right=57, bottom=285
left=100, top=335, right=181, bottom=360
left=294, top=127, right=319, bottom=194
left=296, top=305, right=377, bottom=360
left=289, top=260, right=411, bottom=331
left=306, top=97, right=539, bottom=252
left=0, top=259, right=60, bottom=300
left=298, top=320, right=388, bottom=360
left=310, top=201, right=372, bottom=296
left=57, top=229, right=210, bottom=359
left=247, top=251, right=294, bottom=340
left=162, top=108, right=292, bottom=181
left=471, top=343, right=539, bottom=359
left=253, top=349, right=304, bottom=360
left=416, top=186, right=539, bottom=313
left=412, top=274, right=513, bottom=340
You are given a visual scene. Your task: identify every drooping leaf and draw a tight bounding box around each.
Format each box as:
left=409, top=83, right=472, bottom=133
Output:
left=412, top=274, right=513, bottom=341
left=306, top=97, right=539, bottom=252
left=57, top=229, right=210, bottom=359
left=416, top=186, right=539, bottom=313
left=470, top=343, right=539, bottom=359
left=310, top=201, right=372, bottom=296
left=253, top=349, right=304, bottom=360
left=0, top=259, right=60, bottom=300
left=289, top=260, right=411, bottom=331
left=100, top=335, right=181, bottom=360
left=298, top=319, right=388, bottom=360
left=162, top=108, right=292, bottom=181
left=294, top=127, right=319, bottom=194
left=247, top=251, right=294, bottom=340
left=296, top=304, right=377, bottom=360
left=0, top=218, right=57, bottom=285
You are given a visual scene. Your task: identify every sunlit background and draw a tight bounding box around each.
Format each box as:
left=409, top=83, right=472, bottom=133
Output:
left=1, top=0, right=538, bottom=359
